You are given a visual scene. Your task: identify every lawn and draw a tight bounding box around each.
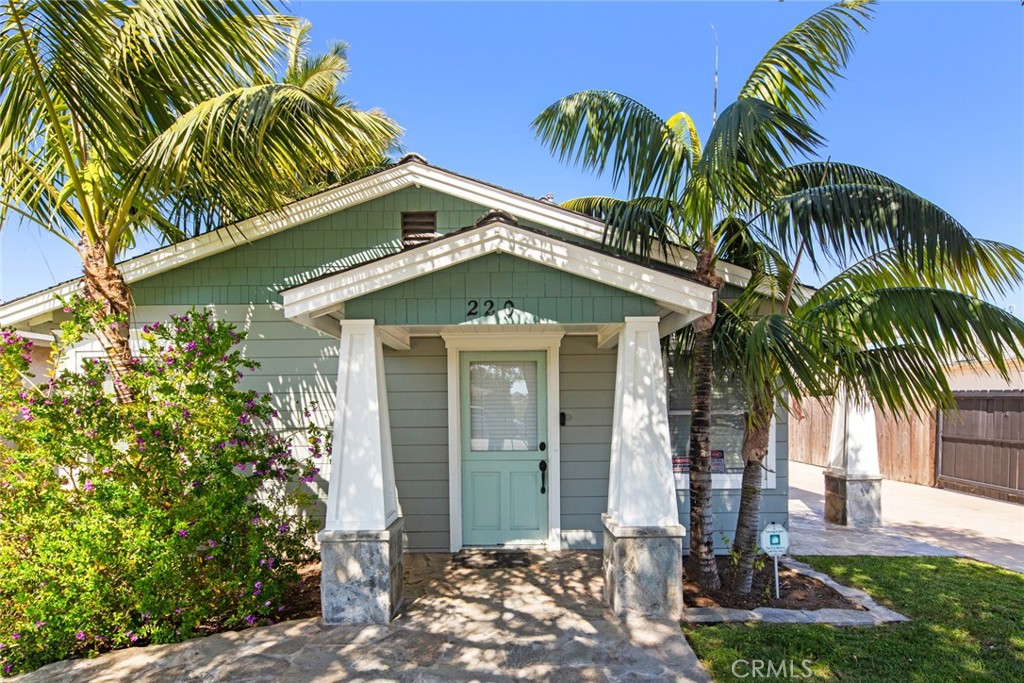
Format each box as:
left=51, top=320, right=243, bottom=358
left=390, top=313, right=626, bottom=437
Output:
left=684, top=556, right=1024, bottom=682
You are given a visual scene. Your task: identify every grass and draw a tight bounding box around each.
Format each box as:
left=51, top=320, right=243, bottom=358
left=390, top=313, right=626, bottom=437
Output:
left=684, top=556, right=1024, bottom=682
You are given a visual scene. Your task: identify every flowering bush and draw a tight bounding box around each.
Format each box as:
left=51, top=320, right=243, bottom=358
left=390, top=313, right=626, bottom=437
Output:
left=0, top=299, right=319, bottom=676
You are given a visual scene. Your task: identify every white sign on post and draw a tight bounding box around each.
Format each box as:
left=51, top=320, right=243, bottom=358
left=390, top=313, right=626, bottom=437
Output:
left=760, top=522, right=790, bottom=558
left=760, top=522, right=790, bottom=599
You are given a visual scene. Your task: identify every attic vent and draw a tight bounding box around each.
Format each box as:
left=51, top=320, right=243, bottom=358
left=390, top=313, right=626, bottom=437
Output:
left=401, top=211, right=439, bottom=250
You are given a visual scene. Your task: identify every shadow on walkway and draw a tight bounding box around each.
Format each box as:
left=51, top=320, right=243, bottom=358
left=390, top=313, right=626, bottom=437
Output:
left=15, top=551, right=711, bottom=683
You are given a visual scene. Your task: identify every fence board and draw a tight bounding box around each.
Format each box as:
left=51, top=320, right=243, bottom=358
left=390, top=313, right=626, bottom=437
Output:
left=938, top=392, right=1024, bottom=503
left=788, top=399, right=936, bottom=485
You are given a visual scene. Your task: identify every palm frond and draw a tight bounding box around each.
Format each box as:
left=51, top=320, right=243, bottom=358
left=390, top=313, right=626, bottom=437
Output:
left=740, top=0, right=875, bottom=120
left=808, top=244, right=1024, bottom=305
left=801, top=286, right=1024, bottom=396
left=769, top=176, right=1024, bottom=282
left=532, top=90, right=692, bottom=198
left=696, top=98, right=823, bottom=205
left=127, top=83, right=400, bottom=239
left=562, top=195, right=682, bottom=257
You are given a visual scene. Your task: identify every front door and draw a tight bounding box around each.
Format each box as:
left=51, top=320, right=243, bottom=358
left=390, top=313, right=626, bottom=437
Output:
left=461, top=351, right=549, bottom=546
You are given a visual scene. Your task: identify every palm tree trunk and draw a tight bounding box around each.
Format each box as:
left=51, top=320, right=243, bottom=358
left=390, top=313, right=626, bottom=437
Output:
left=80, top=240, right=134, bottom=404
left=689, top=248, right=723, bottom=591
left=730, top=400, right=773, bottom=594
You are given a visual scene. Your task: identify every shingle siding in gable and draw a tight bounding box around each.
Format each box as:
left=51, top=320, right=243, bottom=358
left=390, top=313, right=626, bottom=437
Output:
left=132, top=187, right=516, bottom=308
left=345, top=253, right=658, bottom=326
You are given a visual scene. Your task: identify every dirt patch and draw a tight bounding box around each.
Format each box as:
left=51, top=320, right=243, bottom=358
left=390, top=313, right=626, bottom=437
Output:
left=276, top=561, right=322, bottom=621
left=684, top=557, right=863, bottom=611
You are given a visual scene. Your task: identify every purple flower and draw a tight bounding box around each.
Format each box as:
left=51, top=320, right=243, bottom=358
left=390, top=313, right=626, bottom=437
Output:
left=244, top=615, right=256, bottom=626
left=83, top=480, right=95, bottom=493
left=184, top=341, right=197, bottom=352
left=102, top=467, right=112, bottom=475
left=34, top=621, right=44, bottom=629
left=3, top=665, right=10, bottom=674
left=177, top=529, right=188, bottom=538
left=10, top=633, right=19, bottom=641
left=250, top=516, right=261, bottom=525
left=174, top=607, right=184, bottom=615
left=207, top=540, right=218, bottom=548
left=75, top=631, right=86, bottom=640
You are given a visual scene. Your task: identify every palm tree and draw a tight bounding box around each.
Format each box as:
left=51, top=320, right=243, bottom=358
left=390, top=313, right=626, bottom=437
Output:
left=533, top=0, right=875, bottom=590
left=0, top=1, right=399, bottom=402
left=716, top=164, right=1024, bottom=592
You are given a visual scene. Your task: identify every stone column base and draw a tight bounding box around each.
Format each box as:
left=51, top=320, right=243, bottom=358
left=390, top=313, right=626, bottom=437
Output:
left=824, top=471, right=882, bottom=528
left=318, top=517, right=404, bottom=625
left=601, top=513, right=685, bottom=620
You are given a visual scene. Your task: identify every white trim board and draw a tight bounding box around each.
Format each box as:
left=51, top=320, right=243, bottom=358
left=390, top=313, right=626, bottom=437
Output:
left=443, top=331, right=564, bottom=552
left=0, top=159, right=754, bottom=328
left=282, top=220, right=716, bottom=329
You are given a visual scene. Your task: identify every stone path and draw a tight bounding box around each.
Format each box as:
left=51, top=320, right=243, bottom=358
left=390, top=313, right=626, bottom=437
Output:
left=14, top=552, right=712, bottom=683
left=789, top=462, right=1024, bottom=573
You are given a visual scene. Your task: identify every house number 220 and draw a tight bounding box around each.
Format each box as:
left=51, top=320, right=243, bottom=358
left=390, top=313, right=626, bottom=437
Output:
left=467, top=299, right=515, bottom=320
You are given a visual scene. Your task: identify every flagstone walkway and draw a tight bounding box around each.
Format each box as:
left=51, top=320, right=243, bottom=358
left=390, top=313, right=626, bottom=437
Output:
left=15, top=552, right=711, bottom=683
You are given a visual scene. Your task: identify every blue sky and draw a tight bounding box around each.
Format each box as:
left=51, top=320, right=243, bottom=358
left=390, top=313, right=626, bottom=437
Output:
left=2, top=1, right=1022, bottom=312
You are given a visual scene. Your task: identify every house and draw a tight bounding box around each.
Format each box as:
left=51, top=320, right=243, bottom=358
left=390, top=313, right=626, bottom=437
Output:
left=0, top=156, right=790, bottom=622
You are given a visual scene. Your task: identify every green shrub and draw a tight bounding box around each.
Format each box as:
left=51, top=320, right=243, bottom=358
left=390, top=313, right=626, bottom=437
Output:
left=0, top=300, right=319, bottom=676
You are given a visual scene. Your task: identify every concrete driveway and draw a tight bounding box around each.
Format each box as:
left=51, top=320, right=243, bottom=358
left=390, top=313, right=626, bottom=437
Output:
left=789, top=462, right=1024, bottom=573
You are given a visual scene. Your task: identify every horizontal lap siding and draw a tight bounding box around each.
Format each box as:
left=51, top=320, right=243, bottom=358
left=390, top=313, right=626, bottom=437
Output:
left=384, top=338, right=450, bottom=551
left=559, top=336, right=615, bottom=549
left=125, top=305, right=339, bottom=525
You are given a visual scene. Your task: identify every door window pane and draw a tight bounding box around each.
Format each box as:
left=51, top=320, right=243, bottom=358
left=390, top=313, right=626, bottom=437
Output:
left=469, top=360, right=538, bottom=451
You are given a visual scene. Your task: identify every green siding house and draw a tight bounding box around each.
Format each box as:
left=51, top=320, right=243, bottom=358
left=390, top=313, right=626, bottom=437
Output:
left=0, top=156, right=789, bottom=623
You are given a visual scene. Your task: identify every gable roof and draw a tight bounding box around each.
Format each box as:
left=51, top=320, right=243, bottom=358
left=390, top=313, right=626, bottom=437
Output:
left=282, top=214, right=716, bottom=335
left=0, top=157, right=754, bottom=328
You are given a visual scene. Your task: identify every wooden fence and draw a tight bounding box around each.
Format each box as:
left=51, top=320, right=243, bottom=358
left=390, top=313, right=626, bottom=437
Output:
left=788, top=399, right=937, bottom=486
left=938, top=392, right=1024, bottom=503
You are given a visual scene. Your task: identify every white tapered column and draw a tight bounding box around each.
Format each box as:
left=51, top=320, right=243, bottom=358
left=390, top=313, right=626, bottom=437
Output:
left=324, top=320, right=398, bottom=531
left=603, top=317, right=684, bottom=620
left=824, top=386, right=882, bottom=528
left=319, top=320, right=403, bottom=624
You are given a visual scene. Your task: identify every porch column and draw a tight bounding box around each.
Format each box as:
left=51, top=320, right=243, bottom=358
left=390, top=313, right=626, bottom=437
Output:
left=824, top=386, right=882, bottom=528
left=603, top=316, right=685, bottom=620
left=319, top=320, right=404, bottom=624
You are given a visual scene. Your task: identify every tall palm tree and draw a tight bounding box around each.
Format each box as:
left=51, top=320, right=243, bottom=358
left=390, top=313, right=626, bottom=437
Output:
left=715, top=165, right=1024, bottom=592
left=0, top=1, right=399, bottom=402
left=533, top=0, right=875, bottom=590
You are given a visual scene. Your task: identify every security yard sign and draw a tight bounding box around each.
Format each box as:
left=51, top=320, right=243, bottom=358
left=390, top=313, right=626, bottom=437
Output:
left=760, top=522, right=789, bottom=558
left=760, top=522, right=790, bottom=599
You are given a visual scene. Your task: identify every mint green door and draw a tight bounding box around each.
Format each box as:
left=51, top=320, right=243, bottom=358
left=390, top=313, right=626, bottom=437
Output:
left=461, top=351, right=549, bottom=546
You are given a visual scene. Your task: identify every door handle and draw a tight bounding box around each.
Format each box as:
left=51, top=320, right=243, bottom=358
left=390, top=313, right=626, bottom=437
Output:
left=539, top=460, right=548, bottom=494
left=539, top=441, right=546, bottom=452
